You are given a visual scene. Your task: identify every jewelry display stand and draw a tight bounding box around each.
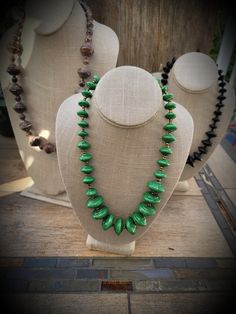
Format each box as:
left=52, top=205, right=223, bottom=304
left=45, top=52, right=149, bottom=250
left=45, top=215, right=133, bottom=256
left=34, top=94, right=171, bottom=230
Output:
left=56, top=66, right=194, bottom=255
left=0, top=0, right=119, bottom=199
left=20, top=184, right=72, bottom=208
left=167, top=53, right=235, bottom=192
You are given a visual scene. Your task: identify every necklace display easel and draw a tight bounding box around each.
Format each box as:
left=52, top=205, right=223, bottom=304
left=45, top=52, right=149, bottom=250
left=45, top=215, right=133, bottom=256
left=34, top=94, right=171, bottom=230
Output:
left=56, top=66, right=194, bottom=255
left=0, top=0, right=119, bottom=203
left=167, top=53, right=235, bottom=192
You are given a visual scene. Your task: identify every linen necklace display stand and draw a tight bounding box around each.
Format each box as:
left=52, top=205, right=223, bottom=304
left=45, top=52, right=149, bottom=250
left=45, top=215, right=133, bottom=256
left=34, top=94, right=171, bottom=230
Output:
left=0, top=0, right=119, bottom=204
left=164, top=52, right=235, bottom=192
left=56, top=66, right=194, bottom=255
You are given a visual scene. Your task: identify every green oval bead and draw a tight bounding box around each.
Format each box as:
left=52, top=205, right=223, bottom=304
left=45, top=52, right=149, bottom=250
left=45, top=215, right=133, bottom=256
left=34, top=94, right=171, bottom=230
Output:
left=87, top=195, right=104, bottom=209
left=157, top=159, right=170, bottom=167
left=80, top=152, right=93, bottom=162
left=138, top=203, right=156, bottom=217
left=78, top=130, right=89, bottom=138
left=162, top=133, right=176, bottom=143
left=114, top=218, right=124, bottom=235
left=92, top=206, right=109, bottom=220
left=86, top=188, right=97, bottom=197
left=154, top=170, right=167, bottom=179
left=125, top=217, right=137, bottom=235
left=82, top=90, right=93, bottom=98
left=78, top=120, right=89, bottom=128
left=79, top=100, right=90, bottom=108
left=86, top=81, right=96, bottom=90
left=160, top=146, right=172, bottom=156
left=161, top=85, right=168, bottom=93
left=163, top=93, right=173, bottom=101
left=164, top=123, right=177, bottom=132
left=131, top=212, right=147, bottom=226
left=143, top=192, right=161, bottom=204
left=77, top=110, right=88, bottom=118
left=83, top=176, right=95, bottom=184
left=165, top=112, right=176, bottom=120
left=80, top=165, right=94, bottom=174
left=93, top=74, right=100, bottom=84
left=77, top=140, right=90, bottom=150
left=164, top=102, right=176, bottom=110
left=102, top=214, right=115, bottom=230
left=147, top=181, right=165, bottom=193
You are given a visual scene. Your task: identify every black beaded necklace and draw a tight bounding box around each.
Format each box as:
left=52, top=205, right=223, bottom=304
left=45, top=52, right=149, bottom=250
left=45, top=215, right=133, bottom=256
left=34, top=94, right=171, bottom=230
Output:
left=6, top=0, right=93, bottom=154
left=161, top=58, right=227, bottom=167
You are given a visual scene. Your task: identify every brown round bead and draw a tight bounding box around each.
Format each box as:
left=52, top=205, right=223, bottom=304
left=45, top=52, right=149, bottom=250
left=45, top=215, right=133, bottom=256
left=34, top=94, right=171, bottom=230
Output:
left=12, top=76, right=18, bottom=83
left=19, top=120, right=32, bottom=132
left=7, top=42, right=23, bottom=55
left=87, top=19, right=93, bottom=27
left=85, top=35, right=92, bottom=43
left=78, top=66, right=91, bottom=79
left=79, top=80, right=85, bottom=87
left=16, top=29, right=22, bottom=37
left=19, top=113, right=26, bottom=120
left=7, top=64, right=21, bottom=76
left=7, top=41, right=19, bottom=54
left=86, top=29, right=93, bottom=36
left=43, top=143, right=56, bottom=154
left=80, top=42, right=94, bottom=57
left=83, top=57, right=90, bottom=65
left=15, top=96, right=21, bottom=102
left=9, top=83, right=23, bottom=96
left=29, top=136, right=41, bottom=147
left=11, top=35, right=19, bottom=42
left=14, top=102, right=26, bottom=113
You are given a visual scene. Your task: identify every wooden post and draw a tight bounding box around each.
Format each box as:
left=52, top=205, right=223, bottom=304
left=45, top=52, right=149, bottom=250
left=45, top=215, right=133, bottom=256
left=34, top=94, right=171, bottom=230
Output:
left=217, top=14, right=236, bottom=75
left=88, top=0, right=221, bottom=72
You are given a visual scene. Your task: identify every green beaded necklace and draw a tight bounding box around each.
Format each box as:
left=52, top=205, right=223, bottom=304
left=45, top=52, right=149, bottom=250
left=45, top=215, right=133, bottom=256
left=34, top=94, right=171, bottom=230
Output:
left=77, top=75, right=177, bottom=236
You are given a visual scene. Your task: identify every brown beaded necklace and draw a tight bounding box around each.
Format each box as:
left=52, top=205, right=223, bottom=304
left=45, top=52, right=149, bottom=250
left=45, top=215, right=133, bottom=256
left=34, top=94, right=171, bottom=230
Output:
left=6, top=0, right=94, bottom=154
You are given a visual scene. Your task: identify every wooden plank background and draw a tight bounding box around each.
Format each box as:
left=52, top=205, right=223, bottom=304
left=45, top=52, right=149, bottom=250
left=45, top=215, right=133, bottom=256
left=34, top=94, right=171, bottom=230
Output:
left=88, top=0, right=222, bottom=72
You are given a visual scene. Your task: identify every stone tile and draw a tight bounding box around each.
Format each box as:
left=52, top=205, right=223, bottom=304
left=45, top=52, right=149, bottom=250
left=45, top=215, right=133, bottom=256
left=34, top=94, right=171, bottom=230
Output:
left=204, top=279, right=235, bottom=291
left=57, top=258, right=90, bottom=268
left=130, top=292, right=235, bottom=314
left=93, top=258, right=153, bottom=269
left=154, top=257, right=186, bottom=268
left=29, top=280, right=100, bottom=292
left=0, top=258, right=23, bottom=267
left=185, top=258, right=217, bottom=268
left=160, top=279, right=209, bottom=292
left=0, top=268, right=76, bottom=280
left=134, top=280, right=160, bottom=291
left=3, top=293, right=129, bottom=314
left=174, top=268, right=236, bottom=280
left=0, top=279, right=28, bottom=292
left=111, top=269, right=173, bottom=280
left=216, top=258, right=236, bottom=268
left=77, top=269, right=108, bottom=279
left=23, top=258, right=57, bottom=268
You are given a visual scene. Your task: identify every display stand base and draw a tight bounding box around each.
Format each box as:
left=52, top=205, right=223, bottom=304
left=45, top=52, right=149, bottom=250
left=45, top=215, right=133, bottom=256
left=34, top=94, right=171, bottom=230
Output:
left=86, top=234, right=135, bottom=256
left=174, top=178, right=202, bottom=196
left=21, top=184, right=72, bottom=208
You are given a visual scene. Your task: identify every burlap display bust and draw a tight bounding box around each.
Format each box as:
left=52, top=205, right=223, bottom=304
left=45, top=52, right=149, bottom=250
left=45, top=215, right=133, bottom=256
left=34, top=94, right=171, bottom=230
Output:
left=168, top=52, right=235, bottom=189
left=56, top=66, right=194, bottom=254
left=0, top=0, right=119, bottom=195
